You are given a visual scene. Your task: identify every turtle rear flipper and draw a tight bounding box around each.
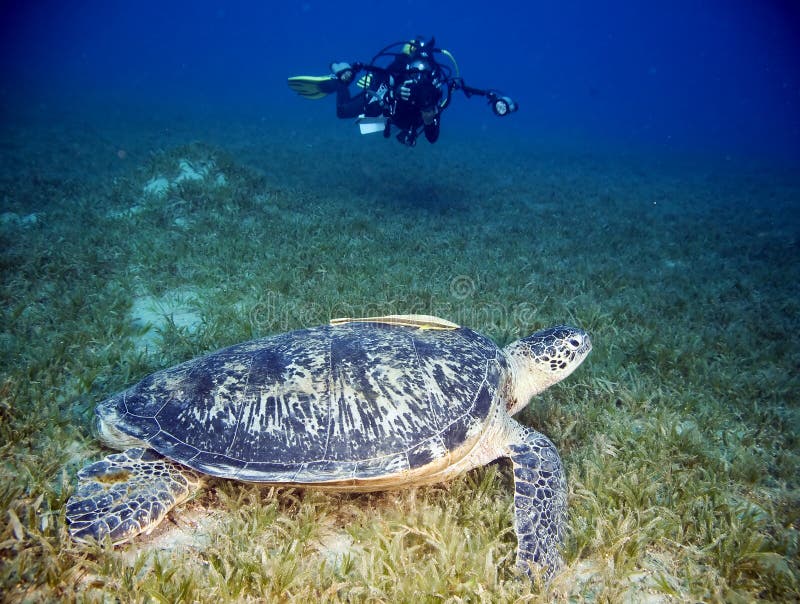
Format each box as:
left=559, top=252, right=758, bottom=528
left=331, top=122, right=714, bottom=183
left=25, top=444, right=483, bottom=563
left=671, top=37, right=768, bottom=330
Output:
left=66, top=447, right=204, bottom=544
left=507, top=425, right=568, bottom=581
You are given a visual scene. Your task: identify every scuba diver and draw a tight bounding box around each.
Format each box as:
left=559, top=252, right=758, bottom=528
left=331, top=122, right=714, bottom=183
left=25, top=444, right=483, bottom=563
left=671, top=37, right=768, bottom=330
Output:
left=288, top=37, right=518, bottom=147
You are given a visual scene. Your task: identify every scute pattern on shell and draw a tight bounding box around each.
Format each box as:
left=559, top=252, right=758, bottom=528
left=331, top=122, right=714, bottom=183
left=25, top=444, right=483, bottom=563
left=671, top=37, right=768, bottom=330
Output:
left=98, top=323, right=506, bottom=481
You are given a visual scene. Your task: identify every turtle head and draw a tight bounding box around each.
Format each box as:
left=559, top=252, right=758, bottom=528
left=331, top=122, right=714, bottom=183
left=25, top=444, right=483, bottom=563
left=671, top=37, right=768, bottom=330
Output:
left=503, top=325, right=591, bottom=415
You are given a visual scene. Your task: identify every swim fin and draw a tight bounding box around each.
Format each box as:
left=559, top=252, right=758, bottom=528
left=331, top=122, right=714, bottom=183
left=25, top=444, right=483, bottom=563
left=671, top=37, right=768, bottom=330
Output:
left=287, top=75, right=340, bottom=100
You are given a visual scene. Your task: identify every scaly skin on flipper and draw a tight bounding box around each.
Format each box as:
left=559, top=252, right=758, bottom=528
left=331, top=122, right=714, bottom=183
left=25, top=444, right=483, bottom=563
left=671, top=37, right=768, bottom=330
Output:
left=507, top=426, right=568, bottom=580
left=66, top=448, right=204, bottom=544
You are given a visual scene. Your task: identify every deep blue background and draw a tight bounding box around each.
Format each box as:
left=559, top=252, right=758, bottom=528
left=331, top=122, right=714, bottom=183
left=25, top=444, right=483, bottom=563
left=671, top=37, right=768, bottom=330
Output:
left=1, top=0, right=798, bottom=161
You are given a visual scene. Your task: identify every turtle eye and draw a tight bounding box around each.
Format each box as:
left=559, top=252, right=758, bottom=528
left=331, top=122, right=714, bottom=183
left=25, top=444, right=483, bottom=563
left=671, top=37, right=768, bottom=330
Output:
left=567, top=335, right=583, bottom=350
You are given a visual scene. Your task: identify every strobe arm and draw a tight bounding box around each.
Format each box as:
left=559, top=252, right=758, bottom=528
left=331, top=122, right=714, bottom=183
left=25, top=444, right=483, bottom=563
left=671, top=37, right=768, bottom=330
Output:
left=451, top=78, right=519, bottom=116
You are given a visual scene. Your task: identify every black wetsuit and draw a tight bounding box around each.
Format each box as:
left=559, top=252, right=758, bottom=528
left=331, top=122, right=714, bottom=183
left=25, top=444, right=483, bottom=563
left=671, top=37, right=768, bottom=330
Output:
left=336, top=57, right=442, bottom=145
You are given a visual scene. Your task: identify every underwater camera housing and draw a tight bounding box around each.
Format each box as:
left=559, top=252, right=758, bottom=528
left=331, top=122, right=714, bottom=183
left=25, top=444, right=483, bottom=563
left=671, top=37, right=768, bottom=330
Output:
left=409, top=78, right=442, bottom=110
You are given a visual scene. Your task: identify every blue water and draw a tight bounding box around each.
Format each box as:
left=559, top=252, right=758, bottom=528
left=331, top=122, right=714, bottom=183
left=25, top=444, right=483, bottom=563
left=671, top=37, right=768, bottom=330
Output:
left=1, top=0, right=798, bottom=163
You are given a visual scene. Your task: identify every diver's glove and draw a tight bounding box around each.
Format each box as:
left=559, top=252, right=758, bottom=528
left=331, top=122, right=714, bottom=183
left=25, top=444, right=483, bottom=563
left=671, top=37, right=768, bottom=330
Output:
left=330, top=62, right=355, bottom=83
left=399, top=80, right=413, bottom=101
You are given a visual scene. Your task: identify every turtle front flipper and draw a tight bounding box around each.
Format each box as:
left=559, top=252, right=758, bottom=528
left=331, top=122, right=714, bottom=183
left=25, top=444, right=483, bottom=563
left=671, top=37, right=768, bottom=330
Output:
left=66, top=447, right=204, bottom=544
left=507, top=425, right=568, bottom=581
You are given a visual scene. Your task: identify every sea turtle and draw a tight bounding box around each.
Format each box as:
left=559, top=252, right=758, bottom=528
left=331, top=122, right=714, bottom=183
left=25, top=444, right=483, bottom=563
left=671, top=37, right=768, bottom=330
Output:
left=66, top=314, right=591, bottom=578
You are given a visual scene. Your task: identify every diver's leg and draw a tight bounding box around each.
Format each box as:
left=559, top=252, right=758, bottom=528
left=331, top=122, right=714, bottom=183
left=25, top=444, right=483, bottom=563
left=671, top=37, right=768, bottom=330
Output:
left=336, top=86, right=366, bottom=119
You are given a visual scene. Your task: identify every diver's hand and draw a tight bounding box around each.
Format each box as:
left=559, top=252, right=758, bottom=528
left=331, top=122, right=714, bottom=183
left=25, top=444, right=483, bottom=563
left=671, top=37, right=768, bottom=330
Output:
left=331, top=62, right=355, bottom=83
left=399, top=80, right=413, bottom=101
